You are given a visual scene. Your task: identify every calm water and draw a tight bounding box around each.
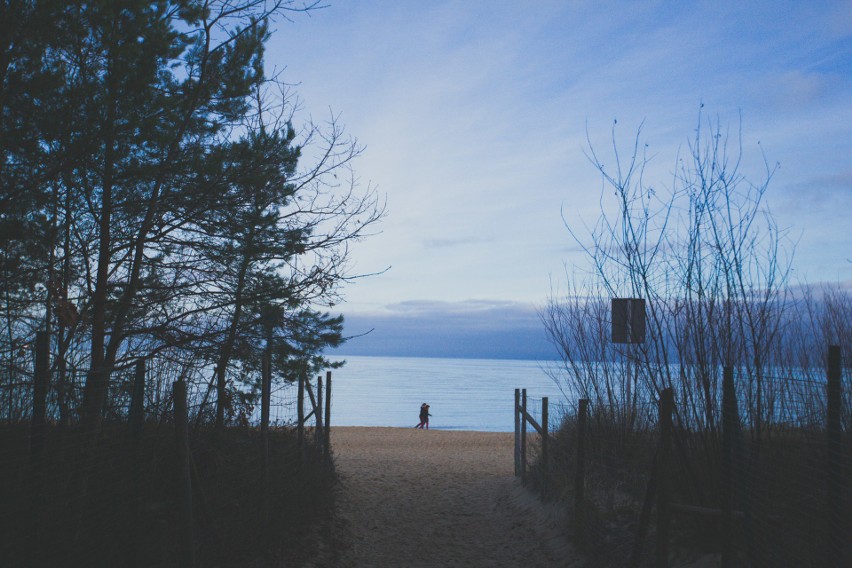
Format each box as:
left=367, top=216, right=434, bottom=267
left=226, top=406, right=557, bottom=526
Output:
left=321, top=356, right=568, bottom=432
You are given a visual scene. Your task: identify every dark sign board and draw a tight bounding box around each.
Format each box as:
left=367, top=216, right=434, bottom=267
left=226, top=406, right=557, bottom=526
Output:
left=612, top=298, right=646, bottom=344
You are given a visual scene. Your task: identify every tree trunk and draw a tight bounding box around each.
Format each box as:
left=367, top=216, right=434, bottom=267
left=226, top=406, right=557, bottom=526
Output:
left=214, top=242, right=254, bottom=431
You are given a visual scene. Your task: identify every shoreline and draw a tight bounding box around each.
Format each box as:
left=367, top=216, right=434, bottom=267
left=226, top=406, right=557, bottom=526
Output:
left=330, top=425, right=515, bottom=433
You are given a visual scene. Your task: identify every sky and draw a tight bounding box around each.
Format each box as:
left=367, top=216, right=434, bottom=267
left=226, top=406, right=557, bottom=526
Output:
left=266, top=0, right=852, bottom=359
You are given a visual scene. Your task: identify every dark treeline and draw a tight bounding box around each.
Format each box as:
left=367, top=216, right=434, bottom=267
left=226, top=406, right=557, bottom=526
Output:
left=1, top=0, right=382, bottom=425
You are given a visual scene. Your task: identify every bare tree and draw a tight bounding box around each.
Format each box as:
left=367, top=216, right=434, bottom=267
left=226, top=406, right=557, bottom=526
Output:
left=546, top=111, right=794, bottom=440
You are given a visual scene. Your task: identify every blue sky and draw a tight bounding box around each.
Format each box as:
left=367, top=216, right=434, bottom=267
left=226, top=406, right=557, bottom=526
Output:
left=267, top=1, right=852, bottom=359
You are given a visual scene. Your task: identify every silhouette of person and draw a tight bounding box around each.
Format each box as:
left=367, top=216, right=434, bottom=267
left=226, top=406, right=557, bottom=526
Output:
left=415, top=403, right=431, bottom=429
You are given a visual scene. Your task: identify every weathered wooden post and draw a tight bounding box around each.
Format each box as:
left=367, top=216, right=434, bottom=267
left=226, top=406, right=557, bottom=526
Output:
left=721, top=366, right=736, bottom=567
left=126, top=359, right=146, bottom=566
left=28, top=331, right=49, bottom=546
left=261, top=355, right=271, bottom=529
left=316, top=375, right=324, bottom=448
left=261, top=355, right=271, bottom=436
left=514, top=389, right=521, bottom=476
left=826, top=345, right=843, bottom=568
left=29, top=331, right=49, bottom=478
left=521, top=388, right=528, bottom=484
left=541, top=396, right=549, bottom=499
left=57, top=340, right=69, bottom=428
left=128, top=360, right=146, bottom=438
left=324, top=370, right=332, bottom=459
left=173, top=379, right=195, bottom=568
left=297, top=373, right=305, bottom=452
left=656, top=388, right=674, bottom=568
left=261, top=318, right=272, bottom=496
left=575, top=398, right=589, bottom=542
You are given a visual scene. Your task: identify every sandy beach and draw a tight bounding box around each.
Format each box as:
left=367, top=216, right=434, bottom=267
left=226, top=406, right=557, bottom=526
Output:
left=316, top=427, right=582, bottom=568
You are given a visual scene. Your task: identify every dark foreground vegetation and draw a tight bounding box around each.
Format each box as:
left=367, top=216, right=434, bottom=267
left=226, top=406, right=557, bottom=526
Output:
left=527, top=115, right=850, bottom=567
left=1, top=423, right=335, bottom=567
left=2, top=2, right=379, bottom=566
left=522, top=393, right=850, bottom=567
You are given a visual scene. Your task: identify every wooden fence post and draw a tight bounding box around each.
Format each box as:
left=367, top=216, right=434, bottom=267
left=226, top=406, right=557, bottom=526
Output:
left=261, top=355, right=271, bottom=436
left=826, top=345, right=843, bottom=568
left=541, top=396, right=549, bottom=499
left=126, top=359, right=146, bottom=567
left=28, top=331, right=49, bottom=548
left=57, top=340, right=69, bottom=428
left=656, top=388, right=674, bottom=568
left=297, top=373, right=305, bottom=453
left=315, top=375, right=324, bottom=448
left=521, top=388, right=528, bottom=484
left=324, top=370, right=332, bottom=458
left=128, top=360, right=146, bottom=438
left=29, top=331, right=49, bottom=478
left=173, top=379, right=195, bottom=568
left=576, top=398, right=589, bottom=542
left=514, top=389, right=520, bottom=477
left=721, top=366, right=736, bottom=567
left=261, top=355, right=271, bottom=530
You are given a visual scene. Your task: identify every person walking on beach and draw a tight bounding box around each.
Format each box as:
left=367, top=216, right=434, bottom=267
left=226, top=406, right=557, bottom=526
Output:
left=415, top=403, right=431, bottom=429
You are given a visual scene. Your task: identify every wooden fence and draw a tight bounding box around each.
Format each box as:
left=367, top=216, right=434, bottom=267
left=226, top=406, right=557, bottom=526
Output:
left=14, top=332, right=335, bottom=567
left=515, top=344, right=847, bottom=567
left=514, top=388, right=549, bottom=492
left=161, top=369, right=334, bottom=566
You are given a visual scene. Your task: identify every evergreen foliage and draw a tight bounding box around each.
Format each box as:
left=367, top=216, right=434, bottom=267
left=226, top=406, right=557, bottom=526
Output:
left=0, top=1, right=382, bottom=426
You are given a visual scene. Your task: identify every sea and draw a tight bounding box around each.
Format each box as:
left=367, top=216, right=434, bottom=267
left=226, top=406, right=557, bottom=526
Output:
left=319, top=355, right=570, bottom=432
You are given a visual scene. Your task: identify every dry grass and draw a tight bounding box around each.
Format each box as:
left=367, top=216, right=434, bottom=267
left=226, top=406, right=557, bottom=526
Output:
left=0, top=424, right=335, bottom=567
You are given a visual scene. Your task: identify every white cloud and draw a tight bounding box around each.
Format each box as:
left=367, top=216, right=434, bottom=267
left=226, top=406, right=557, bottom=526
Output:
left=267, top=0, right=852, bottom=323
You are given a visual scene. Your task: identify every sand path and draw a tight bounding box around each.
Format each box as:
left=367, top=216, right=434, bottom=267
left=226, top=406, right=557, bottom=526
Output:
left=321, top=427, right=581, bottom=568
